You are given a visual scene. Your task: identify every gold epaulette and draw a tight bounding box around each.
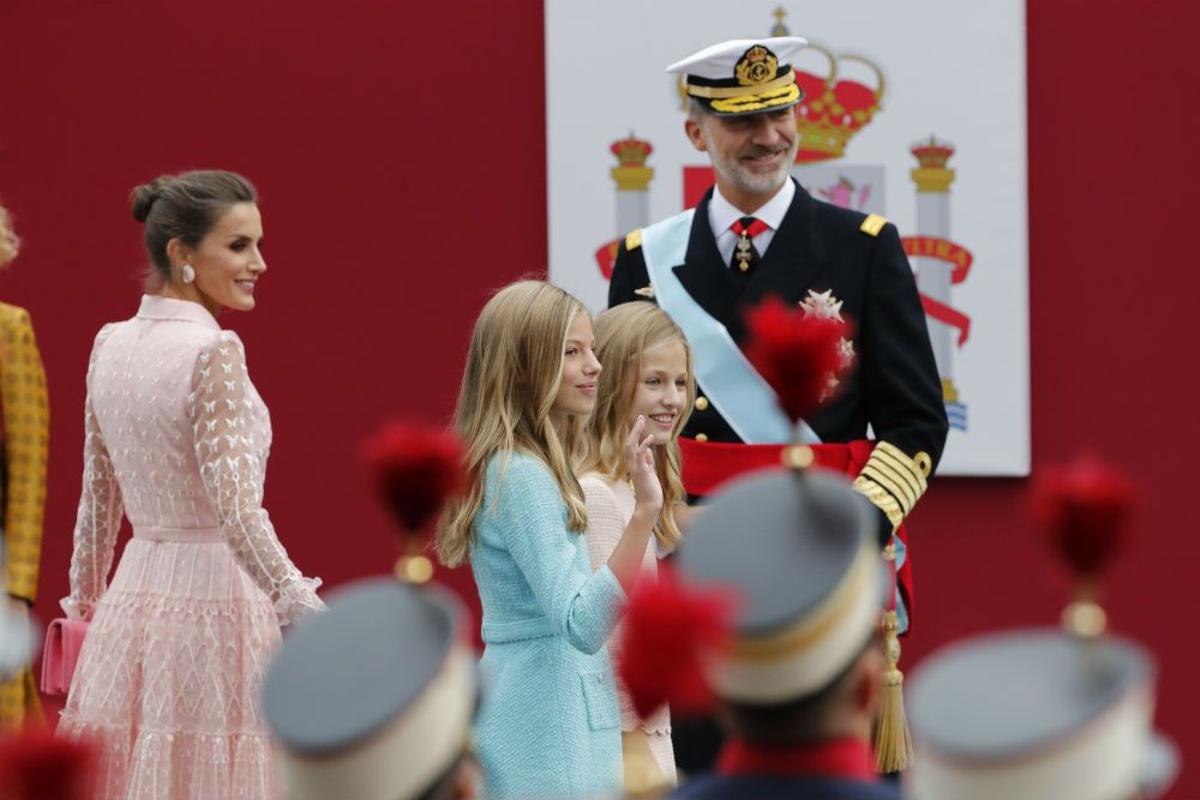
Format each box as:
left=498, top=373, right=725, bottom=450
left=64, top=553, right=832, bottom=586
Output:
left=860, top=214, right=887, bottom=237
left=625, top=229, right=643, bottom=251
left=851, top=442, right=933, bottom=531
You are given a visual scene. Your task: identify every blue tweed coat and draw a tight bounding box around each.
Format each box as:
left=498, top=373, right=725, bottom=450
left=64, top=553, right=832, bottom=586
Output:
left=470, top=452, right=626, bottom=798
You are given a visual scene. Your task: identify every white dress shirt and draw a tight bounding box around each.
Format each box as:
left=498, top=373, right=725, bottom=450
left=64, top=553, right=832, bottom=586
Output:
left=708, top=178, right=796, bottom=268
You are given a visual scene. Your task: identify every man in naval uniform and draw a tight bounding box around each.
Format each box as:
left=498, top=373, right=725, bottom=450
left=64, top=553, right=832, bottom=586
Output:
left=608, top=35, right=948, bottom=772
left=610, top=34, right=946, bottom=553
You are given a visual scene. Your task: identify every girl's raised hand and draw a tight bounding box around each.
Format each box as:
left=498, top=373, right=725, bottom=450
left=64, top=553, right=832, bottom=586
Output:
left=627, top=415, right=663, bottom=515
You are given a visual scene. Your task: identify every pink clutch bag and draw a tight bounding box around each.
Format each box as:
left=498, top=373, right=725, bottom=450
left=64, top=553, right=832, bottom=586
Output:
left=40, top=618, right=88, bottom=695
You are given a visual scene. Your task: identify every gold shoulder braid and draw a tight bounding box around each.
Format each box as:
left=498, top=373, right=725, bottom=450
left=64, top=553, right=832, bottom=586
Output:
left=625, top=229, right=643, bottom=251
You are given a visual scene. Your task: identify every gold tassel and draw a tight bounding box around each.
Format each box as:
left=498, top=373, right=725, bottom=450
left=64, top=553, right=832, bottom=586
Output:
left=873, top=608, right=913, bottom=773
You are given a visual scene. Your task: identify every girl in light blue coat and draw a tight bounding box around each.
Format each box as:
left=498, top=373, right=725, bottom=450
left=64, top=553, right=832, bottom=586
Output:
left=436, top=280, right=662, bottom=799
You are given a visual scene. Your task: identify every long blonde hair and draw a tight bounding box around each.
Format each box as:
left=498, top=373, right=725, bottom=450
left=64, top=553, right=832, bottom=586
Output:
left=579, top=302, right=694, bottom=550
left=436, top=280, right=590, bottom=567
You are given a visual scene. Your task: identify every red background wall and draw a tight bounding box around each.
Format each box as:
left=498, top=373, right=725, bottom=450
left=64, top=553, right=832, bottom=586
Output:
left=1, top=1, right=1196, bottom=795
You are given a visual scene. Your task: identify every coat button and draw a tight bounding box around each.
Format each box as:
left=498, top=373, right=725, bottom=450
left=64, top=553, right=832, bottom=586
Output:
left=694, top=396, right=709, bottom=411
left=695, top=433, right=709, bottom=443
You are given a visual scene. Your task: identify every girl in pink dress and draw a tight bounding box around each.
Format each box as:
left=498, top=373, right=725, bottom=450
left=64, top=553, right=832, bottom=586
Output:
left=58, top=170, right=325, bottom=800
left=578, top=301, right=696, bottom=790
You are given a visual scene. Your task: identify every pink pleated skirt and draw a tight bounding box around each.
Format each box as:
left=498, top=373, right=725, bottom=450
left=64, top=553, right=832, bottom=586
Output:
left=59, top=537, right=283, bottom=800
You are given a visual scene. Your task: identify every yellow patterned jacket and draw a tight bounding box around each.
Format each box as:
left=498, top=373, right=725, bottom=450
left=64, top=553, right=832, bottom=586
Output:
left=0, top=302, right=48, bottom=728
left=1, top=302, right=49, bottom=602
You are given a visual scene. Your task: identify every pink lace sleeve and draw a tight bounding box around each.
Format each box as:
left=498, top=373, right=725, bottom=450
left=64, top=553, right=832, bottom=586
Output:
left=62, top=327, right=124, bottom=621
left=190, top=333, right=324, bottom=625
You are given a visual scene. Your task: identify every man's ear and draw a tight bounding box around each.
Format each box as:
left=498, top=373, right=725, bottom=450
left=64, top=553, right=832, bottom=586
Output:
left=684, top=117, right=708, bottom=153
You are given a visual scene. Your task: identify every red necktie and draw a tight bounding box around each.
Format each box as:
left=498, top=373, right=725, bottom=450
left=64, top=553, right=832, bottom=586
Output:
left=729, top=216, right=769, bottom=274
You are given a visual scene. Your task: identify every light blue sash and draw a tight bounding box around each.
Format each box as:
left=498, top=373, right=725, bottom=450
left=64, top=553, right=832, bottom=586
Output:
left=894, top=536, right=909, bottom=634
left=641, top=212, right=905, bottom=630
left=639, top=210, right=820, bottom=445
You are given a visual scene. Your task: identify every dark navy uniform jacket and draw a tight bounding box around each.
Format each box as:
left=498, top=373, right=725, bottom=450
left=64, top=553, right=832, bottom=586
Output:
left=608, top=181, right=948, bottom=472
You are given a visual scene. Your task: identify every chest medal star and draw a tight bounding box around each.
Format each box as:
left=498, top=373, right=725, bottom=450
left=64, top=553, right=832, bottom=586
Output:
left=800, top=290, right=856, bottom=399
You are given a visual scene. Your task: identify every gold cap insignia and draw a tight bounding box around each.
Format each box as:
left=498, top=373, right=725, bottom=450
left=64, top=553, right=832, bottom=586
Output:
left=736, top=45, right=779, bottom=86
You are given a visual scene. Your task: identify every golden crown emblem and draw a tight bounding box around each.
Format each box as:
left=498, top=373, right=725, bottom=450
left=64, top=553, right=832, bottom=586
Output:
left=610, top=134, right=654, bottom=167
left=911, top=134, right=955, bottom=169
left=610, top=133, right=654, bottom=191
left=792, top=44, right=885, bottom=163
left=770, top=6, right=886, bottom=163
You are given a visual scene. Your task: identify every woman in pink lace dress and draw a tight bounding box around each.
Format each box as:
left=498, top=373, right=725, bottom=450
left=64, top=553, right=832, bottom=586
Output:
left=58, top=170, right=325, bottom=800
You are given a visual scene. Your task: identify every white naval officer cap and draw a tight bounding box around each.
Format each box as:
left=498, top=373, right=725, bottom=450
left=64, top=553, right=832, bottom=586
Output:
left=667, top=37, right=808, bottom=117
left=262, top=578, right=478, bottom=800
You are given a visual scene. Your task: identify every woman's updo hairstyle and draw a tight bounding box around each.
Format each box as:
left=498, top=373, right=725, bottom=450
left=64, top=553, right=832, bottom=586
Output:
left=130, top=170, right=257, bottom=279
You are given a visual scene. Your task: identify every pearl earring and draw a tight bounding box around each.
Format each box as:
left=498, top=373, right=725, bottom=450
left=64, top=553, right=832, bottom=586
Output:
left=181, top=264, right=195, bottom=284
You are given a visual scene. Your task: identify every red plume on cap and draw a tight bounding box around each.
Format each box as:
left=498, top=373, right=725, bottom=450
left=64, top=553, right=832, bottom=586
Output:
left=1032, top=455, right=1134, bottom=578
left=617, top=569, right=737, bottom=719
left=744, top=296, right=852, bottom=425
left=0, top=729, right=98, bottom=800
left=363, top=421, right=468, bottom=533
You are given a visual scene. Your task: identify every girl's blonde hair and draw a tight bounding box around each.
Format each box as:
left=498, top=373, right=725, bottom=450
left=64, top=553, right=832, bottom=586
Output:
left=436, top=280, right=590, bottom=567
left=579, top=302, right=694, bottom=550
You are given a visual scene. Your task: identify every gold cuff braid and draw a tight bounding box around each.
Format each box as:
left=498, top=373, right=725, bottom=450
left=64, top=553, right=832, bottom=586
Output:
left=853, top=442, right=932, bottom=531
left=852, top=476, right=905, bottom=531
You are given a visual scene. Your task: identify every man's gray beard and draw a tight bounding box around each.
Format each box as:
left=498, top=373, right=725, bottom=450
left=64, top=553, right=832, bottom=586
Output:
left=711, top=143, right=797, bottom=199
